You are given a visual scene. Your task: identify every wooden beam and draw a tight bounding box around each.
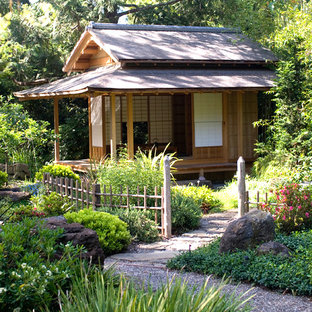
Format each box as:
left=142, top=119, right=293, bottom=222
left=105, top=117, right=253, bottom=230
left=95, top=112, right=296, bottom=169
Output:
left=237, top=92, right=243, bottom=157
left=54, top=98, right=60, bottom=162
left=101, top=95, right=106, bottom=157
left=110, top=94, right=117, bottom=158
left=89, top=57, right=112, bottom=67
left=222, top=92, right=229, bottom=162
left=127, top=93, right=134, bottom=159
left=82, top=46, right=99, bottom=55
left=73, top=61, right=90, bottom=70
left=88, top=96, right=93, bottom=159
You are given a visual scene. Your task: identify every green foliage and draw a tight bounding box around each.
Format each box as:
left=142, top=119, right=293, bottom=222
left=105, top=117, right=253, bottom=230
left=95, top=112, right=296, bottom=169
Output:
left=64, top=209, right=131, bottom=255
left=170, top=188, right=202, bottom=235
left=35, top=164, right=80, bottom=182
left=168, top=230, right=312, bottom=295
left=0, top=170, right=8, bottom=187
left=172, top=185, right=221, bottom=213
left=97, top=148, right=176, bottom=206
left=31, top=191, right=74, bottom=217
left=9, top=204, right=46, bottom=222
left=0, top=97, right=54, bottom=175
left=57, top=266, right=252, bottom=312
left=0, top=218, right=83, bottom=311
left=100, top=207, right=159, bottom=243
left=261, top=183, right=312, bottom=234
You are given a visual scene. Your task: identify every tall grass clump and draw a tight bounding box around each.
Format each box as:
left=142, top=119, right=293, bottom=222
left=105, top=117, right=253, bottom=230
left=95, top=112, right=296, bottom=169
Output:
left=96, top=147, right=176, bottom=206
left=57, top=269, right=252, bottom=312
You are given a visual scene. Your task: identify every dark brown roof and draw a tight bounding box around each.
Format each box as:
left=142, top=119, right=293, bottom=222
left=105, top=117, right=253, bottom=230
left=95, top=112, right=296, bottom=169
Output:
left=87, top=23, right=277, bottom=63
left=14, top=65, right=276, bottom=99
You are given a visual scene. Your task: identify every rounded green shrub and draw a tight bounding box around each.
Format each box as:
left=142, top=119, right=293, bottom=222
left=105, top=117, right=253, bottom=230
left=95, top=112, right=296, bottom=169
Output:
left=64, top=209, right=131, bottom=255
left=0, top=171, right=8, bottom=188
left=35, top=164, right=80, bottom=182
left=171, top=189, right=202, bottom=235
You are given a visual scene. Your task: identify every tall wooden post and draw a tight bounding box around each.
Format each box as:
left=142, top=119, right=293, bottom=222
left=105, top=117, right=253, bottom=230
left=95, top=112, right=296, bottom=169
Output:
left=54, top=98, right=60, bottom=162
left=127, top=93, right=134, bottom=159
left=110, top=94, right=117, bottom=159
left=101, top=95, right=106, bottom=157
left=237, top=156, right=246, bottom=217
left=163, top=155, right=171, bottom=238
left=88, top=96, right=93, bottom=159
left=237, top=92, right=243, bottom=157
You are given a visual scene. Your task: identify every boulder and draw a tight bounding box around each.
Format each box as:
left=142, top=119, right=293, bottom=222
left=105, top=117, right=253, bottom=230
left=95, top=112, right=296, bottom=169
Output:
left=0, top=163, right=30, bottom=180
left=44, top=216, right=105, bottom=264
left=219, top=209, right=275, bottom=253
left=0, top=188, right=31, bottom=202
left=257, top=241, right=291, bottom=258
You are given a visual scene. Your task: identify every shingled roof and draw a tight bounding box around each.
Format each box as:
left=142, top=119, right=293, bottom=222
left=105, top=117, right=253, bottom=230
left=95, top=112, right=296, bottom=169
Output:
left=86, top=23, right=277, bottom=63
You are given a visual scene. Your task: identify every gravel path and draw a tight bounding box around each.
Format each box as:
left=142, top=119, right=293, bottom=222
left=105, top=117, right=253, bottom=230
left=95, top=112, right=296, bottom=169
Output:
left=105, top=210, right=312, bottom=312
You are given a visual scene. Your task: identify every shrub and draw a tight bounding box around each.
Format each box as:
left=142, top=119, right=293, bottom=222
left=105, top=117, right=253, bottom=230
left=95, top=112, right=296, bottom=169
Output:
left=64, top=209, right=131, bottom=255
left=35, top=164, right=80, bottom=182
left=168, top=230, right=312, bottom=296
left=172, top=185, right=221, bottom=213
left=9, top=204, right=46, bottom=222
left=170, top=189, right=202, bottom=234
left=260, top=183, right=312, bottom=234
left=100, top=207, right=159, bottom=243
left=0, top=218, right=83, bottom=311
left=57, top=268, right=252, bottom=312
left=0, top=171, right=8, bottom=188
left=31, top=191, right=74, bottom=217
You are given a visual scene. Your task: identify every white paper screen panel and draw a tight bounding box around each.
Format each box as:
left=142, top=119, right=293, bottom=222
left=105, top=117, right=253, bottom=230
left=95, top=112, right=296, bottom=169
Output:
left=194, top=93, right=223, bottom=147
left=91, top=96, right=103, bottom=147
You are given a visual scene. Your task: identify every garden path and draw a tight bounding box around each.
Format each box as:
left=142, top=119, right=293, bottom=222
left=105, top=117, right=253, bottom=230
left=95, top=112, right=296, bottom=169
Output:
left=105, top=210, right=312, bottom=312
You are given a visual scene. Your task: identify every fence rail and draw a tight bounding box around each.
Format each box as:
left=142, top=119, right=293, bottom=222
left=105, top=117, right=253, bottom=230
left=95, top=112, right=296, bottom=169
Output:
left=42, top=155, right=172, bottom=238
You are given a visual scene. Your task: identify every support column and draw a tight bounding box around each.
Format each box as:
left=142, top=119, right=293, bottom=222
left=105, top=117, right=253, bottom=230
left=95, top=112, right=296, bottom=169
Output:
left=54, top=98, right=60, bottom=162
left=88, top=96, right=93, bottom=159
left=110, top=94, right=117, bottom=158
left=237, top=92, right=243, bottom=157
left=127, top=93, right=134, bottom=159
left=222, top=92, right=229, bottom=162
left=101, top=95, right=106, bottom=157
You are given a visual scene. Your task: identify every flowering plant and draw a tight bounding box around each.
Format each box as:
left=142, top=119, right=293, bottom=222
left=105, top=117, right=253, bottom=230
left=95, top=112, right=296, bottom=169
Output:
left=261, top=183, right=312, bottom=233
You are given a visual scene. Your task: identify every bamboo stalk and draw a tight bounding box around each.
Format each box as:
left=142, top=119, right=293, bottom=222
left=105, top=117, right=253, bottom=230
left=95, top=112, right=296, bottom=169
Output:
left=75, top=180, right=79, bottom=209
left=86, top=182, right=90, bottom=209
left=155, top=186, right=158, bottom=224
left=81, top=181, right=84, bottom=209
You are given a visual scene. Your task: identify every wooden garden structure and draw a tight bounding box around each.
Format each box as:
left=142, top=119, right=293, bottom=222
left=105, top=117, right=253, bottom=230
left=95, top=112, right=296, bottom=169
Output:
left=14, top=23, right=277, bottom=176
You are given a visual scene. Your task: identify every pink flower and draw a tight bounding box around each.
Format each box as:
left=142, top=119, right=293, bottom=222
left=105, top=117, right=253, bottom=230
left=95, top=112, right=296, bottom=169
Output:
left=276, top=195, right=280, bottom=200
left=283, top=215, right=286, bottom=220
left=298, top=205, right=301, bottom=210
left=304, top=195, right=308, bottom=200
left=306, top=212, right=310, bottom=218
left=34, top=207, right=37, bottom=210
left=289, top=206, right=294, bottom=211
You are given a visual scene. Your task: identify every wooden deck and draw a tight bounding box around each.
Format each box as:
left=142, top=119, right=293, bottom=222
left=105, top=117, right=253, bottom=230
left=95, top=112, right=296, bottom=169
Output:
left=57, top=158, right=241, bottom=175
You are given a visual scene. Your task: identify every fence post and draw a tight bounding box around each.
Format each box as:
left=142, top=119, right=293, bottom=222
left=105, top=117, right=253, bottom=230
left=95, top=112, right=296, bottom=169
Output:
left=92, top=184, right=101, bottom=210
left=163, top=155, right=171, bottom=239
left=237, top=156, right=246, bottom=218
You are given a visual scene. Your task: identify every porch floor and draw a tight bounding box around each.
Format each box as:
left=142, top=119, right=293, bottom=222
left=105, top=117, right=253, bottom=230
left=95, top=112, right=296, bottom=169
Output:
left=57, top=158, right=239, bottom=175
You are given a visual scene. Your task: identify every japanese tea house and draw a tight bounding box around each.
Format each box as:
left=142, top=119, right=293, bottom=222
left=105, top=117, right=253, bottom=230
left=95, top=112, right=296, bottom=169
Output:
left=14, top=23, right=277, bottom=176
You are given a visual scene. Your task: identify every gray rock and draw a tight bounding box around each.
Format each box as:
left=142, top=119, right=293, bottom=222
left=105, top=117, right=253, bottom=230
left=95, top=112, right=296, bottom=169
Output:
left=0, top=188, right=31, bottom=202
left=44, top=216, right=105, bottom=264
left=219, top=209, right=275, bottom=253
left=257, top=241, right=291, bottom=258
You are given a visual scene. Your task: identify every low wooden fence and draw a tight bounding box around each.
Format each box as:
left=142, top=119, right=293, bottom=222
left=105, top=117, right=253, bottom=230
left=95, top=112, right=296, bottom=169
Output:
left=42, top=156, right=172, bottom=238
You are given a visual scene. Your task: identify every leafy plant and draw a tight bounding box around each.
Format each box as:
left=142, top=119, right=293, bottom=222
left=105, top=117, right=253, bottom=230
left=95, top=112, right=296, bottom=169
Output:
left=260, top=183, right=312, bottom=234
left=0, top=170, right=8, bottom=187
left=64, top=209, right=131, bottom=255
left=168, top=230, right=312, bottom=296
left=170, top=189, right=202, bottom=235
left=35, top=164, right=80, bottom=182
left=9, top=204, right=46, bottom=222
left=31, top=191, right=74, bottom=217
left=100, top=207, right=159, bottom=243
left=0, top=218, right=83, bottom=311
left=57, top=268, right=252, bottom=312
left=172, top=185, right=221, bottom=213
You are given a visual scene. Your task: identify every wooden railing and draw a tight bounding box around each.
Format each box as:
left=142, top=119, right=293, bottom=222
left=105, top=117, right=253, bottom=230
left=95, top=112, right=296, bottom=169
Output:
left=42, top=156, right=172, bottom=238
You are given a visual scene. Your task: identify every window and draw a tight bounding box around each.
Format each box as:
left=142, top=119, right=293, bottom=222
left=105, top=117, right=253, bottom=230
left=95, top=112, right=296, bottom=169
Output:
left=194, top=93, right=222, bottom=147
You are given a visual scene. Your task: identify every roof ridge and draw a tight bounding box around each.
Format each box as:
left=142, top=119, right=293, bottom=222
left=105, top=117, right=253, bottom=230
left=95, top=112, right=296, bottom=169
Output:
left=87, top=22, right=238, bottom=33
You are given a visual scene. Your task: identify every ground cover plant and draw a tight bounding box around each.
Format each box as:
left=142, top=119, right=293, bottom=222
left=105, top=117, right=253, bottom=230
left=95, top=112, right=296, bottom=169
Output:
left=0, top=170, right=8, bottom=187
left=64, top=209, right=131, bottom=255
left=0, top=218, right=84, bottom=311
left=168, top=230, right=312, bottom=296
left=35, top=164, right=80, bottom=182
left=56, top=268, right=253, bottom=312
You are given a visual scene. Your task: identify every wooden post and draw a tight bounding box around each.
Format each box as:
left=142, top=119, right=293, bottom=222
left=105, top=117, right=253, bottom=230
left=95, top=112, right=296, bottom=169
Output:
left=88, top=97, right=93, bottom=159
left=163, top=155, right=171, bottom=238
left=92, top=184, right=101, bottom=210
left=237, top=156, right=246, bottom=218
left=101, top=95, right=106, bottom=157
left=110, top=94, right=117, bottom=159
left=54, top=98, right=60, bottom=162
left=127, top=93, right=134, bottom=159
left=237, top=92, right=243, bottom=157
